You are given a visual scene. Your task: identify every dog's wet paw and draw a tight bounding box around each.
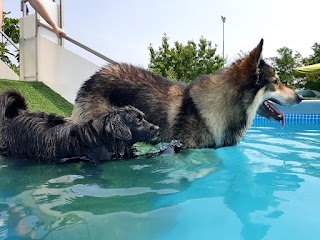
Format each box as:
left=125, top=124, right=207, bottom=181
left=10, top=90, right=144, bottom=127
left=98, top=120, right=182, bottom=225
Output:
left=170, top=140, right=183, bottom=153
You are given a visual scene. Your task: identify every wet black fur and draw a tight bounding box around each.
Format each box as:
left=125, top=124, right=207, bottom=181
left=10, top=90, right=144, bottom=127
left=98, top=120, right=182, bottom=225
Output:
left=0, top=90, right=159, bottom=163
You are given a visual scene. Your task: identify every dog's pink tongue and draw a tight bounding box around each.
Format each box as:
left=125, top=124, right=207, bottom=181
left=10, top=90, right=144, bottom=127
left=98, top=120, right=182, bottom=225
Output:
left=268, top=101, right=285, bottom=128
left=280, top=112, right=285, bottom=128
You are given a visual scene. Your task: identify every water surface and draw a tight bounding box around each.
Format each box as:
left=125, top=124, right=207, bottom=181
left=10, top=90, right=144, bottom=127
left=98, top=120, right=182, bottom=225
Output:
left=0, top=126, right=319, bottom=240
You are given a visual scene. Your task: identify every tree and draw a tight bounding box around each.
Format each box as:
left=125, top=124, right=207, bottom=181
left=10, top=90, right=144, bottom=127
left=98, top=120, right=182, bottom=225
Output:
left=0, top=12, right=20, bottom=74
left=148, top=34, right=224, bottom=82
left=270, top=47, right=303, bottom=88
left=303, top=42, right=320, bottom=65
left=302, top=42, right=320, bottom=90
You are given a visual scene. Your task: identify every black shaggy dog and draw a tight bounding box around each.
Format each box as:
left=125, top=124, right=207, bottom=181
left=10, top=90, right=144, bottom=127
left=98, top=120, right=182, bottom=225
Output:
left=0, top=90, right=159, bottom=163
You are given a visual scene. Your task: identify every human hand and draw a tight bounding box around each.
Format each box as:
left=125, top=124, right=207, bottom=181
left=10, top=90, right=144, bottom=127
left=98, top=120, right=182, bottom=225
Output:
left=53, top=26, right=66, bottom=38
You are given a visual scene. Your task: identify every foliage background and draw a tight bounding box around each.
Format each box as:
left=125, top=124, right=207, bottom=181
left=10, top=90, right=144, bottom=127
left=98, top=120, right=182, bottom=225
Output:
left=148, top=34, right=224, bottom=83
left=0, top=12, right=19, bottom=74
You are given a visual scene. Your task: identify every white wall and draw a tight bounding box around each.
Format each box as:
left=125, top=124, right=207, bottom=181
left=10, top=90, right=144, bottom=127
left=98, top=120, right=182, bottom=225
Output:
left=19, top=3, right=102, bottom=103
left=37, top=36, right=100, bottom=103
left=0, top=60, right=19, bottom=80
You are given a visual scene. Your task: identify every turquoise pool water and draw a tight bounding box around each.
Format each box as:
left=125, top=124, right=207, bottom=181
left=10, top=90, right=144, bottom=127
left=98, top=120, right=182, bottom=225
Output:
left=0, top=124, right=319, bottom=240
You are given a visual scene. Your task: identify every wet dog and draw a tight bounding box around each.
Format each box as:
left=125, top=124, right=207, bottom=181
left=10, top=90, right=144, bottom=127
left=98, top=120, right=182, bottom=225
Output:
left=0, top=90, right=159, bottom=163
left=71, top=39, right=302, bottom=148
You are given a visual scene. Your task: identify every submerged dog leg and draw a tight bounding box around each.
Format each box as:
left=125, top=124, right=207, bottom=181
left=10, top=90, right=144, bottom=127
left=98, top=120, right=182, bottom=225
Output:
left=59, top=156, right=93, bottom=163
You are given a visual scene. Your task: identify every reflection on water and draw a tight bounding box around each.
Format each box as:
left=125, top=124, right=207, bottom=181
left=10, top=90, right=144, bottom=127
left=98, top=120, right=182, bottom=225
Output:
left=0, top=126, right=320, bottom=239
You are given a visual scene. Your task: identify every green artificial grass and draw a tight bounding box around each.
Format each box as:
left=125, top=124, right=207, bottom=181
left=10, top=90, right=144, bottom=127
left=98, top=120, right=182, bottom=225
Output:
left=0, top=79, right=73, bottom=117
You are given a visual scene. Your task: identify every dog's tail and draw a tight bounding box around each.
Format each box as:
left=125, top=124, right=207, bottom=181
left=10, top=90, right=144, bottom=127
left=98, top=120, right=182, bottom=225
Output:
left=0, top=90, right=28, bottom=126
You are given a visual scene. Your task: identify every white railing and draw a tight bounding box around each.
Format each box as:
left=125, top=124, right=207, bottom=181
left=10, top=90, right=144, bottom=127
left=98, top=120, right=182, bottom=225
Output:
left=0, top=30, right=19, bottom=51
left=19, top=0, right=117, bottom=102
left=0, top=30, right=20, bottom=80
left=38, top=22, right=116, bottom=64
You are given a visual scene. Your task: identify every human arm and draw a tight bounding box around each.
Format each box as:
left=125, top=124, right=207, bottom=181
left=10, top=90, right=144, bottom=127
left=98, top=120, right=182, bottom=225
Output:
left=28, top=0, right=66, bottom=38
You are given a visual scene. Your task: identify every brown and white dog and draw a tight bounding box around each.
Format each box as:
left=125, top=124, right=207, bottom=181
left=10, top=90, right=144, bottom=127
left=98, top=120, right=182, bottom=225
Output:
left=71, top=39, right=302, bottom=149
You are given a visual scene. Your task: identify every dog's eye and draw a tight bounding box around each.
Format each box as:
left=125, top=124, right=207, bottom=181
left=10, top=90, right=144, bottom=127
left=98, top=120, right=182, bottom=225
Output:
left=136, top=116, right=143, bottom=125
left=273, top=79, right=279, bottom=84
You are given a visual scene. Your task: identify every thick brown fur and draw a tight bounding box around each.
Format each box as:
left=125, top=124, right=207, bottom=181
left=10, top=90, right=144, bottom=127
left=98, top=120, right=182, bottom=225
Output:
left=72, top=39, right=302, bottom=148
left=0, top=90, right=159, bottom=162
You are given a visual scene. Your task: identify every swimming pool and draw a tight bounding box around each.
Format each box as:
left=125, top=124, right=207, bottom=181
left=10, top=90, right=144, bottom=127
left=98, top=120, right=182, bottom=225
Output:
left=0, top=114, right=319, bottom=239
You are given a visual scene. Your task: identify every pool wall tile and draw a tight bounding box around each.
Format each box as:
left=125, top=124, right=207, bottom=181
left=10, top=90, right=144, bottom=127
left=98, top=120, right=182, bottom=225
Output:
left=253, top=114, right=320, bottom=126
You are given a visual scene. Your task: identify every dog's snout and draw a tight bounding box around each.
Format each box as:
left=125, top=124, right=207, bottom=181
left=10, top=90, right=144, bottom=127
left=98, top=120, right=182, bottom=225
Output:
left=297, top=94, right=304, bottom=103
left=150, top=124, right=159, bottom=131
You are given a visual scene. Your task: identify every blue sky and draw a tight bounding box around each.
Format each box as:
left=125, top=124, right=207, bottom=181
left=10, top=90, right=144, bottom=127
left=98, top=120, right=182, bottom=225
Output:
left=3, top=0, right=320, bottom=67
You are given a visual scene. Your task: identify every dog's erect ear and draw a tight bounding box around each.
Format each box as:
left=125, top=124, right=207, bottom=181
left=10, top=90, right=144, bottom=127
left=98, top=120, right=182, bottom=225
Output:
left=110, top=114, right=132, bottom=141
left=240, top=39, right=264, bottom=73
left=256, top=39, right=264, bottom=64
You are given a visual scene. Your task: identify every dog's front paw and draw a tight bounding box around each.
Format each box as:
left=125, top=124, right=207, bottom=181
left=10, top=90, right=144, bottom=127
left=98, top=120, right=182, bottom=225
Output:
left=170, top=140, right=183, bottom=153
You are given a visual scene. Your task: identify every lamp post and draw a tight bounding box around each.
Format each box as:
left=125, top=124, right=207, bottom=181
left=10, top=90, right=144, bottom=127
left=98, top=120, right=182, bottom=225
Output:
left=221, top=16, right=226, bottom=66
